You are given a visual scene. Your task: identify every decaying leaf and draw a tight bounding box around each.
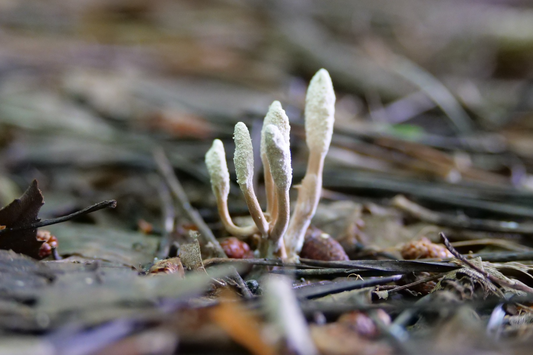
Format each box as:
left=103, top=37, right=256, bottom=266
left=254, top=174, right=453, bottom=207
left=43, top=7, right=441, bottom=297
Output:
left=433, top=260, right=503, bottom=299
left=0, top=180, right=117, bottom=260
left=0, top=180, right=44, bottom=259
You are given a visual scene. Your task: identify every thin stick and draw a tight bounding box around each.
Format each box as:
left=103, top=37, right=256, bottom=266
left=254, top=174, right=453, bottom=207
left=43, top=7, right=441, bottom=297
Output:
left=0, top=200, right=117, bottom=233
left=203, top=257, right=309, bottom=268
left=154, top=148, right=227, bottom=258
left=394, top=195, right=533, bottom=235
left=441, top=232, right=533, bottom=294
left=366, top=43, right=474, bottom=134
left=230, top=267, right=253, bottom=299
left=386, top=274, right=444, bottom=295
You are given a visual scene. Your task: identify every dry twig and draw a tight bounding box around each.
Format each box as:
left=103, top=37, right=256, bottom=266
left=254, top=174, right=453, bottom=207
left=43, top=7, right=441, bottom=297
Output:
left=154, top=148, right=227, bottom=258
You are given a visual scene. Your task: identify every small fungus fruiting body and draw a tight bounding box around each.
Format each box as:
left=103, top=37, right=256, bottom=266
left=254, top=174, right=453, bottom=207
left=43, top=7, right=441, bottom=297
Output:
left=205, top=139, right=258, bottom=237
left=304, top=68, right=335, bottom=155
left=284, top=68, right=335, bottom=261
left=205, top=69, right=335, bottom=260
left=206, top=139, right=230, bottom=198
left=261, top=101, right=291, bottom=220
left=264, top=124, right=292, bottom=257
left=264, top=125, right=292, bottom=191
left=233, top=122, right=255, bottom=188
left=233, top=122, right=269, bottom=236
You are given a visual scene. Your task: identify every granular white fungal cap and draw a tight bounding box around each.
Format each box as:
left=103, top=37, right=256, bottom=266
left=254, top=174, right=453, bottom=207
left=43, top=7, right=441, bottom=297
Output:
left=205, top=139, right=230, bottom=197
left=265, top=124, right=292, bottom=190
left=261, top=101, right=290, bottom=157
left=305, top=69, right=335, bottom=154
left=233, top=122, right=254, bottom=188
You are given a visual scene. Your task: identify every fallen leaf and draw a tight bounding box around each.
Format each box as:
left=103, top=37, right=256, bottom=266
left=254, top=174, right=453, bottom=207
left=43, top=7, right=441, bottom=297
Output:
left=0, top=180, right=44, bottom=259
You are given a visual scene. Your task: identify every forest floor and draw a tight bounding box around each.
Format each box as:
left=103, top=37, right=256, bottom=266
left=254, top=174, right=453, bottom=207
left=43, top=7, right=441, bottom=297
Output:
left=2, top=1, right=533, bottom=354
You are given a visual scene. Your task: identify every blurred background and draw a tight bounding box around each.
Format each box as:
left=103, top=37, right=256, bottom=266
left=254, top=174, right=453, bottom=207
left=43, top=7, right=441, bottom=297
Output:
left=1, top=0, right=533, bottom=236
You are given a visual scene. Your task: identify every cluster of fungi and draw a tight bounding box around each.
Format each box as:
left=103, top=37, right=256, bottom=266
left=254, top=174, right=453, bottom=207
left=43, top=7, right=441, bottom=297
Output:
left=205, top=69, right=335, bottom=262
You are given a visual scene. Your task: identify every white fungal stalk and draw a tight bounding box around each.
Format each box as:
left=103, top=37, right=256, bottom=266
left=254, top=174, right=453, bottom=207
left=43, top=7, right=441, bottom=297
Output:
left=234, top=122, right=269, bottom=236
left=205, top=140, right=258, bottom=237
left=284, top=69, right=335, bottom=261
left=264, top=124, right=292, bottom=258
left=205, top=68, right=335, bottom=261
left=260, top=101, right=291, bottom=221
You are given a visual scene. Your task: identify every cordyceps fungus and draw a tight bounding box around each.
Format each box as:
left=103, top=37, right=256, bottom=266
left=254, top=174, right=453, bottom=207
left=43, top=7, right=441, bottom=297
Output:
left=263, top=124, right=292, bottom=258
left=284, top=68, right=335, bottom=261
left=205, top=139, right=259, bottom=238
left=204, top=69, right=335, bottom=261
left=233, top=122, right=269, bottom=237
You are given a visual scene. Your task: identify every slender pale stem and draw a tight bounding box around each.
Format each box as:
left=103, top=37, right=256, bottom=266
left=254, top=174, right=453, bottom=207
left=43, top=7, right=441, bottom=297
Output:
left=284, top=150, right=325, bottom=261
left=215, top=190, right=258, bottom=238
left=234, top=122, right=269, bottom=239
left=263, top=123, right=292, bottom=259
left=262, top=188, right=290, bottom=258
left=263, top=235, right=287, bottom=259
left=261, top=101, right=289, bottom=222
left=262, top=156, right=277, bottom=220
left=241, top=185, right=269, bottom=237
left=283, top=69, right=334, bottom=262
left=270, top=188, right=290, bottom=243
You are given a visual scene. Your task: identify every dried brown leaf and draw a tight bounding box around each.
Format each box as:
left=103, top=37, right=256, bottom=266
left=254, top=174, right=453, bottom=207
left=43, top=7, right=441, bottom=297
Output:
left=0, top=180, right=44, bottom=259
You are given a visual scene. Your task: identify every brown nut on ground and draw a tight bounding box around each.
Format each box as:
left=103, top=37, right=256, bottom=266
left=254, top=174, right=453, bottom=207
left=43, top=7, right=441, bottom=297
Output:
left=220, top=237, right=254, bottom=259
left=300, top=228, right=348, bottom=261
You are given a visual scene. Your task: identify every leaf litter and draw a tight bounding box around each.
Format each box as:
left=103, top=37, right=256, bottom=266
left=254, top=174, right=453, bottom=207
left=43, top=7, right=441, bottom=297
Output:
left=3, top=1, right=533, bottom=355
